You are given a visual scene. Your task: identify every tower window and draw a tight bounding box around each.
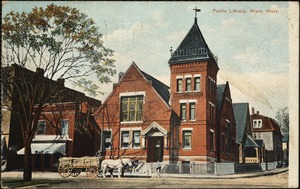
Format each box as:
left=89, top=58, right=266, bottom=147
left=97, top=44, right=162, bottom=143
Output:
left=186, top=78, right=192, bottom=92
left=189, top=103, right=196, bottom=120
left=194, top=77, right=201, bottom=91
left=180, top=103, right=186, bottom=120
left=177, top=79, right=183, bottom=93
left=183, top=130, right=192, bottom=149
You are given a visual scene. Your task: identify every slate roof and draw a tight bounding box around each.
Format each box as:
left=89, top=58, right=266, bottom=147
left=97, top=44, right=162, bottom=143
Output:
left=253, top=139, right=264, bottom=147
left=233, top=103, right=250, bottom=143
left=168, top=19, right=218, bottom=68
left=217, top=84, right=226, bottom=114
left=244, top=135, right=264, bottom=148
left=140, top=70, right=170, bottom=106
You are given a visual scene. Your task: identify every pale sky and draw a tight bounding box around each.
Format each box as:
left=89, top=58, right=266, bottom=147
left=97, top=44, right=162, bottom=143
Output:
left=2, top=1, right=293, bottom=118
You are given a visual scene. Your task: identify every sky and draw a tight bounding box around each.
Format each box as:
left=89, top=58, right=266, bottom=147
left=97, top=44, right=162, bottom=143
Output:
left=2, top=1, right=295, bottom=119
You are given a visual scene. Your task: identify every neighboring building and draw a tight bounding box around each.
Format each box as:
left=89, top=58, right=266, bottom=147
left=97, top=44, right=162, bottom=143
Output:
left=233, top=103, right=264, bottom=163
left=1, top=64, right=101, bottom=171
left=282, top=133, right=289, bottom=166
left=250, top=108, right=283, bottom=164
left=95, top=16, right=239, bottom=165
left=216, top=83, right=238, bottom=163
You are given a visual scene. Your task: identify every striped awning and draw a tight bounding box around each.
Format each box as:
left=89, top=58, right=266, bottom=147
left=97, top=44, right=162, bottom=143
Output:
left=17, top=143, right=66, bottom=155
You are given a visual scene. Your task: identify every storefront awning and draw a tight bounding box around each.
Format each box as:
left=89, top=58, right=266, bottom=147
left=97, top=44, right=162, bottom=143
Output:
left=17, top=143, right=66, bottom=155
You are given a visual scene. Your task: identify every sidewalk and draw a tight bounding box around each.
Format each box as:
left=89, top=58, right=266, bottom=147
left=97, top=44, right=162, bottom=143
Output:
left=1, top=167, right=288, bottom=179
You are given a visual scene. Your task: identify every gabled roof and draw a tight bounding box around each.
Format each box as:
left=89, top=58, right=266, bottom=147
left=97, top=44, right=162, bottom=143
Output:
left=168, top=19, right=218, bottom=69
left=233, top=103, right=250, bottom=143
left=102, top=62, right=170, bottom=109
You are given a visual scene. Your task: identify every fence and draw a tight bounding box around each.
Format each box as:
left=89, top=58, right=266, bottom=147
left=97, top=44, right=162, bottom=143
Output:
left=136, top=161, right=279, bottom=175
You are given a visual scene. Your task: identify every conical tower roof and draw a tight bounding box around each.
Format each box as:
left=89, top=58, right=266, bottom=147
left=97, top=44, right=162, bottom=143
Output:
left=168, top=18, right=218, bottom=69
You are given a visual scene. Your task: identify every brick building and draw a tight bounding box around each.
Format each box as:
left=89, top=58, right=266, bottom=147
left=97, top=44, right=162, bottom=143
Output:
left=95, top=16, right=239, bottom=165
left=1, top=64, right=101, bottom=171
left=250, top=108, right=283, bottom=163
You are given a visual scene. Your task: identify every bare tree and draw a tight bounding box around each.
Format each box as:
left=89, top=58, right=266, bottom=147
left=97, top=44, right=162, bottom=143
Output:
left=1, top=4, right=115, bottom=181
left=275, top=107, right=289, bottom=134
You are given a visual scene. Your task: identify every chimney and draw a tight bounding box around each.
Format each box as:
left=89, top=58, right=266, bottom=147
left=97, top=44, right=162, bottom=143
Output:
left=256, top=111, right=259, bottom=115
left=251, top=107, right=255, bottom=114
left=118, top=72, right=124, bottom=82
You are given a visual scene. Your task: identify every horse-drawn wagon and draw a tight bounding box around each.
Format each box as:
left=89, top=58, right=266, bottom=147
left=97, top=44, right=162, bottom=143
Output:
left=58, top=156, right=103, bottom=178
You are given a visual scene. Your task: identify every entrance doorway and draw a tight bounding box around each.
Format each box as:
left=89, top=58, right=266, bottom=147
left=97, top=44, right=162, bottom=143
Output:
left=147, top=137, right=163, bottom=162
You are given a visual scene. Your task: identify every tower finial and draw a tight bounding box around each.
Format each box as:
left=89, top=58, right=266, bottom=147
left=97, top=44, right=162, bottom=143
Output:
left=193, top=6, right=201, bottom=22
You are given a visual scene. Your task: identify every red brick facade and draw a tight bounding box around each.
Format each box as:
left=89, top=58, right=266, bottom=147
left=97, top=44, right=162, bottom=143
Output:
left=95, top=63, right=172, bottom=161
left=95, top=18, right=239, bottom=164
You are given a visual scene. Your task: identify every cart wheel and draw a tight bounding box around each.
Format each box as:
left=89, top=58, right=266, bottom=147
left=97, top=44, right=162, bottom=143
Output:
left=58, top=164, right=72, bottom=178
left=71, top=168, right=81, bottom=177
left=86, top=166, right=99, bottom=178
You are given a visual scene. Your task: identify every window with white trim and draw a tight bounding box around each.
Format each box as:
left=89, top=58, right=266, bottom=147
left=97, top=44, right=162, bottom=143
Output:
left=37, top=120, right=46, bottom=135
left=121, top=96, right=143, bottom=122
left=253, top=119, right=262, bottom=128
left=226, top=121, right=231, bottom=153
left=121, top=130, right=130, bottom=148
left=209, top=102, right=215, bottom=123
left=194, top=77, right=201, bottom=91
left=210, top=130, right=214, bottom=151
left=183, top=130, right=192, bottom=149
left=177, top=78, right=183, bottom=93
left=180, top=103, right=187, bottom=121
left=132, top=130, right=141, bottom=148
left=189, top=103, right=196, bottom=120
left=186, top=78, right=192, bottom=92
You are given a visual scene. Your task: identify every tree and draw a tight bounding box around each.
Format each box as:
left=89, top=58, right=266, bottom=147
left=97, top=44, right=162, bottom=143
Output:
left=275, top=107, right=289, bottom=134
left=1, top=4, right=115, bottom=181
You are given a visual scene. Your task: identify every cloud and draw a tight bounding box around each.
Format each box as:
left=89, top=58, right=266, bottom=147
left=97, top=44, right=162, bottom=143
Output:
left=219, top=70, right=288, bottom=115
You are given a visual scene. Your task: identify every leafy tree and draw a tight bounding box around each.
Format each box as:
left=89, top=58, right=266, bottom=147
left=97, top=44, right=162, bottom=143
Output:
left=275, top=107, right=289, bottom=134
left=1, top=4, right=115, bottom=181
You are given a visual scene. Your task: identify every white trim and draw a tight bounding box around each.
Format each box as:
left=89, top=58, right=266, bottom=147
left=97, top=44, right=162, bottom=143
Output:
left=179, top=100, right=188, bottom=103
left=208, top=76, right=216, bottom=83
left=119, top=91, right=146, bottom=97
left=194, top=74, right=201, bottom=78
left=141, top=122, right=168, bottom=136
left=209, top=101, right=215, bottom=106
left=182, top=128, right=193, bottom=131
left=121, top=121, right=143, bottom=124
left=210, top=129, right=214, bottom=132
left=226, top=119, right=230, bottom=123
left=176, top=75, right=183, bottom=79
left=188, top=99, right=197, bottom=103
left=184, top=74, right=192, bottom=78
left=225, top=97, right=231, bottom=102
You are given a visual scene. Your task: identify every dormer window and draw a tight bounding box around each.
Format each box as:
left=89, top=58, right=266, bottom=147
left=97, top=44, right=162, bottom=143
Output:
left=253, top=119, right=262, bottom=128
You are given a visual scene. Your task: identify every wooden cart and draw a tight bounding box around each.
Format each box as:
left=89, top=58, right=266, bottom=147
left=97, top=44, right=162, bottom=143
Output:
left=58, top=156, right=103, bottom=178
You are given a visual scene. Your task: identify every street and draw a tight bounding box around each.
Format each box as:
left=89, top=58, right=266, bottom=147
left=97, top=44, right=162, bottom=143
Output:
left=46, top=171, right=288, bottom=188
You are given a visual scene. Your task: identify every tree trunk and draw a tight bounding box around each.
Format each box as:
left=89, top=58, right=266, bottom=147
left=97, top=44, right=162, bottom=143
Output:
left=23, top=144, right=32, bottom=181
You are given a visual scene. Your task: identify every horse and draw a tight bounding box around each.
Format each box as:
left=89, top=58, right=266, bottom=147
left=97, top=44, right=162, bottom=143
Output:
left=101, top=158, right=132, bottom=178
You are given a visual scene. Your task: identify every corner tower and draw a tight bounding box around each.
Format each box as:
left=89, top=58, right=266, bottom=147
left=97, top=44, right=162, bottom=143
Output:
left=168, top=11, right=219, bottom=163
